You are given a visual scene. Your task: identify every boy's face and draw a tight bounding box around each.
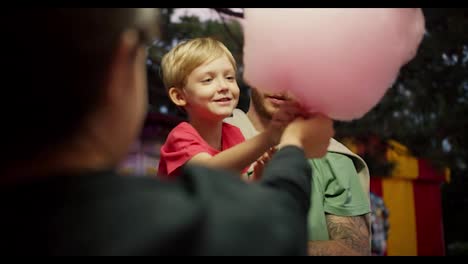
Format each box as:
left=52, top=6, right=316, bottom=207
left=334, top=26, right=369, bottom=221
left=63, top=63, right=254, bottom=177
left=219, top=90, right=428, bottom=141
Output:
left=183, top=55, right=240, bottom=121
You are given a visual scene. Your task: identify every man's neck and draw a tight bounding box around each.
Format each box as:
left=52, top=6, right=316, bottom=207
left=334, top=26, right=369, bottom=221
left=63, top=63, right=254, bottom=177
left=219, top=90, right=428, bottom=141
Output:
left=189, top=116, right=224, bottom=150
left=246, top=102, right=270, bottom=133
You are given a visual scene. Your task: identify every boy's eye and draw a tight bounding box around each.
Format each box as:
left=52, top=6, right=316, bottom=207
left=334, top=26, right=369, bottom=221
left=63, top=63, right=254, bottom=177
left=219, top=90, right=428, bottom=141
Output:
left=202, top=78, right=213, bottom=83
left=226, top=76, right=235, bottom=81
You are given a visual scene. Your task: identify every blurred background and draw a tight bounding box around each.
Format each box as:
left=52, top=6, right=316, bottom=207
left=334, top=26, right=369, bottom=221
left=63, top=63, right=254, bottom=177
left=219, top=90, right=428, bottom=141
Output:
left=118, top=8, right=468, bottom=256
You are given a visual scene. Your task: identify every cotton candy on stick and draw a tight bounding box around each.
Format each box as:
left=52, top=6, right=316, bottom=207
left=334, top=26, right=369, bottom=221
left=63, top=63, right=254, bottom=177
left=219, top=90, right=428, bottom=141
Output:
left=243, top=8, right=425, bottom=120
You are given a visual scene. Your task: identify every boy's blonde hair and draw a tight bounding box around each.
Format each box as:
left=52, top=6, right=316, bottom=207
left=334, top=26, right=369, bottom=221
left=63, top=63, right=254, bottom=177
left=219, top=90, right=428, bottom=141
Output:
left=161, top=37, right=237, bottom=90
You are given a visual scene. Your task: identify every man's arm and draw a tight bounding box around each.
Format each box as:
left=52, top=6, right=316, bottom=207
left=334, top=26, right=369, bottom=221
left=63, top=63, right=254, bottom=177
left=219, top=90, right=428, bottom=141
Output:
left=259, top=146, right=311, bottom=213
left=180, top=116, right=334, bottom=255
left=181, top=146, right=312, bottom=256
left=307, top=214, right=371, bottom=256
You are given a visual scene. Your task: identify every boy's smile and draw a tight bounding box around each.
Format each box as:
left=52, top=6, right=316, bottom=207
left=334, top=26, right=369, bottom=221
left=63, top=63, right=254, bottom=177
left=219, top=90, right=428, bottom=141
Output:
left=213, top=96, right=234, bottom=106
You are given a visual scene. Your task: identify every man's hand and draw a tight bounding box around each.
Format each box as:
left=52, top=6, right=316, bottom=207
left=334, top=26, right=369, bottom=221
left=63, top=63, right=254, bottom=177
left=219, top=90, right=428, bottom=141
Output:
left=278, top=114, right=334, bottom=159
left=265, top=101, right=302, bottom=146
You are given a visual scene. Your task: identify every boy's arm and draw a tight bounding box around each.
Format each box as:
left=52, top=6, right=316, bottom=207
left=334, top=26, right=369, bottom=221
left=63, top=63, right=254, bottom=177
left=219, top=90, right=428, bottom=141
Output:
left=188, top=102, right=307, bottom=173
left=188, top=130, right=276, bottom=173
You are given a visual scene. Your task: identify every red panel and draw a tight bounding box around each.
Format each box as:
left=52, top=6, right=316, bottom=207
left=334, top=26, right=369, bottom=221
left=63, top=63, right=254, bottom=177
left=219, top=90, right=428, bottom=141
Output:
left=413, top=182, right=445, bottom=255
left=418, top=159, right=445, bottom=183
left=370, top=177, right=383, bottom=196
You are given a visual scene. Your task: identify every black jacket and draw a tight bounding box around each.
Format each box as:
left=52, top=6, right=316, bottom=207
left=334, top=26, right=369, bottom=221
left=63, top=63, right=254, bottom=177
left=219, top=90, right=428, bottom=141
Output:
left=0, top=146, right=311, bottom=256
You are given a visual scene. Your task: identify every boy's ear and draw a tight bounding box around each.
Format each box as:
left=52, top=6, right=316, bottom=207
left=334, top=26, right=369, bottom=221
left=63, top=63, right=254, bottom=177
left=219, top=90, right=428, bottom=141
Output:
left=168, top=87, right=187, bottom=107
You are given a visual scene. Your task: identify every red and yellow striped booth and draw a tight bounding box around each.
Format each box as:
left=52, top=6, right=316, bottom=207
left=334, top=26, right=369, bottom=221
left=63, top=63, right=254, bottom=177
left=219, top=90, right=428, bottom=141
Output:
left=372, top=140, right=448, bottom=255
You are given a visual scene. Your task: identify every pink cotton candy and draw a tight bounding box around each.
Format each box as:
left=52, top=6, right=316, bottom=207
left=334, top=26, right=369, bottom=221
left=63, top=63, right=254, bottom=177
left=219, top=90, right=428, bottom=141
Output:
left=243, top=8, right=425, bottom=121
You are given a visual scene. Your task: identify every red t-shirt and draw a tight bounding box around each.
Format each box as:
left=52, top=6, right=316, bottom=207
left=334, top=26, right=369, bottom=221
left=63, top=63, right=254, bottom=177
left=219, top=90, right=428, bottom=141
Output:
left=158, top=122, right=247, bottom=178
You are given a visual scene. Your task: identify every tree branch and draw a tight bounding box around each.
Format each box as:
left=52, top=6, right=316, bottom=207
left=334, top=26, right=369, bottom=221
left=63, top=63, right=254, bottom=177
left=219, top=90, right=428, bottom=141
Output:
left=212, top=8, right=244, bottom=19
left=214, top=9, right=243, bottom=52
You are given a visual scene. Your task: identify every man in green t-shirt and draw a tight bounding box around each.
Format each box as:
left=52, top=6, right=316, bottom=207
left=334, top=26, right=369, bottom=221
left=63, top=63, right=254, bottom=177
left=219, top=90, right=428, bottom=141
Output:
left=225, top=88, right=371, bottom=255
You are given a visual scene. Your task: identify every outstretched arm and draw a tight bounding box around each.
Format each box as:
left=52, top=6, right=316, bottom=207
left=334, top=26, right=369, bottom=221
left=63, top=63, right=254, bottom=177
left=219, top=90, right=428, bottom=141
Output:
left=189, top=103, right=301, bottom=173
left=188, top=129, right=275, bottom=173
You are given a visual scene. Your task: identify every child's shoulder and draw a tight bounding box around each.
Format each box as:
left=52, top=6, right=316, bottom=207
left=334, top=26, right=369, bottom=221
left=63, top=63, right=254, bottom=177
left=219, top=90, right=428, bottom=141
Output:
left=162, top=122, right=205, bottom=150
left=222, top=122, right=244, bottom=134
left=221, top=122, right=246, bottom=144
left=167, top=121, right=198, bottom=139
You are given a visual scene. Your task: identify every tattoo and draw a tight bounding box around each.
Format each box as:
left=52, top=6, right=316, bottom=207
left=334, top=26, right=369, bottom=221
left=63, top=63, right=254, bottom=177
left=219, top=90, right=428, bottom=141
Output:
left=307, top=214, right=371, bottom=256
left=326, top=214, right=370, bottom=255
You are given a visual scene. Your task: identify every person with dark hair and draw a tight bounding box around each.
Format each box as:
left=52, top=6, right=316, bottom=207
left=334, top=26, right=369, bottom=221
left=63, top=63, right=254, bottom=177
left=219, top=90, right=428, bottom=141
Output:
left=0, top=9, right=334, bottom=256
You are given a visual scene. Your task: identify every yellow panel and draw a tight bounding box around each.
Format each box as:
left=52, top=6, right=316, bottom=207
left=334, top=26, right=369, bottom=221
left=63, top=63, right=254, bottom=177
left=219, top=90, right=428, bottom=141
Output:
left=382, top=179, right=418, bottom=256
left=146, top=167, right=158, bottom=176
left=445, top=167, right=451, bottom=183
left=386, top=140, right=419, bottom=180
left=341, top=137, right=358, bottom=154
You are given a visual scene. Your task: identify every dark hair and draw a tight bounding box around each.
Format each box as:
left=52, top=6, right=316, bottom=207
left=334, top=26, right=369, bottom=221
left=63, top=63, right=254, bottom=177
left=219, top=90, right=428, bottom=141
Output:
left=1, top=8, right=159, bottom=165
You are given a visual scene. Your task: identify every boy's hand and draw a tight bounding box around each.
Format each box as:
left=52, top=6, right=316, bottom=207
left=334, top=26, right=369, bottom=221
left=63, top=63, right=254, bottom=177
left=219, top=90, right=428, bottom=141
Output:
left=250, top=147, right=277, bottom=182
left=278, top=114, right=334, bottom=158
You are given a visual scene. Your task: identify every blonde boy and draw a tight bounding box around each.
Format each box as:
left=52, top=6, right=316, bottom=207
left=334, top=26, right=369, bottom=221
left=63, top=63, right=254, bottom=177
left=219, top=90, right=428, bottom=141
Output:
left=158, top=38, right=296, bottom=178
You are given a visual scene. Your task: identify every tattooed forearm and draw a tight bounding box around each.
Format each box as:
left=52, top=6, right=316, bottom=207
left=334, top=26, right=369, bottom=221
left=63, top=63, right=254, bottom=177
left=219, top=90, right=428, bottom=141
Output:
left=327, top=214, right=370, bottom=255
left=308, top=240, right=358, bottom=256
left=307, top=214, right=371, bottom=256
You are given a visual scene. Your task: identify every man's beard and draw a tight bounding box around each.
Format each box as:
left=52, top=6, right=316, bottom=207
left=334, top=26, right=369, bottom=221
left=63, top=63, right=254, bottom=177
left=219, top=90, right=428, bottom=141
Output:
left=250, top=88, right=273, bottom=120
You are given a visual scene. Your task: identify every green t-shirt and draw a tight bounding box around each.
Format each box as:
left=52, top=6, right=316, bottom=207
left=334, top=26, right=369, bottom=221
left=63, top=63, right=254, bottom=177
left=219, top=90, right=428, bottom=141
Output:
left=308, top=152, right=371, bottom=241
